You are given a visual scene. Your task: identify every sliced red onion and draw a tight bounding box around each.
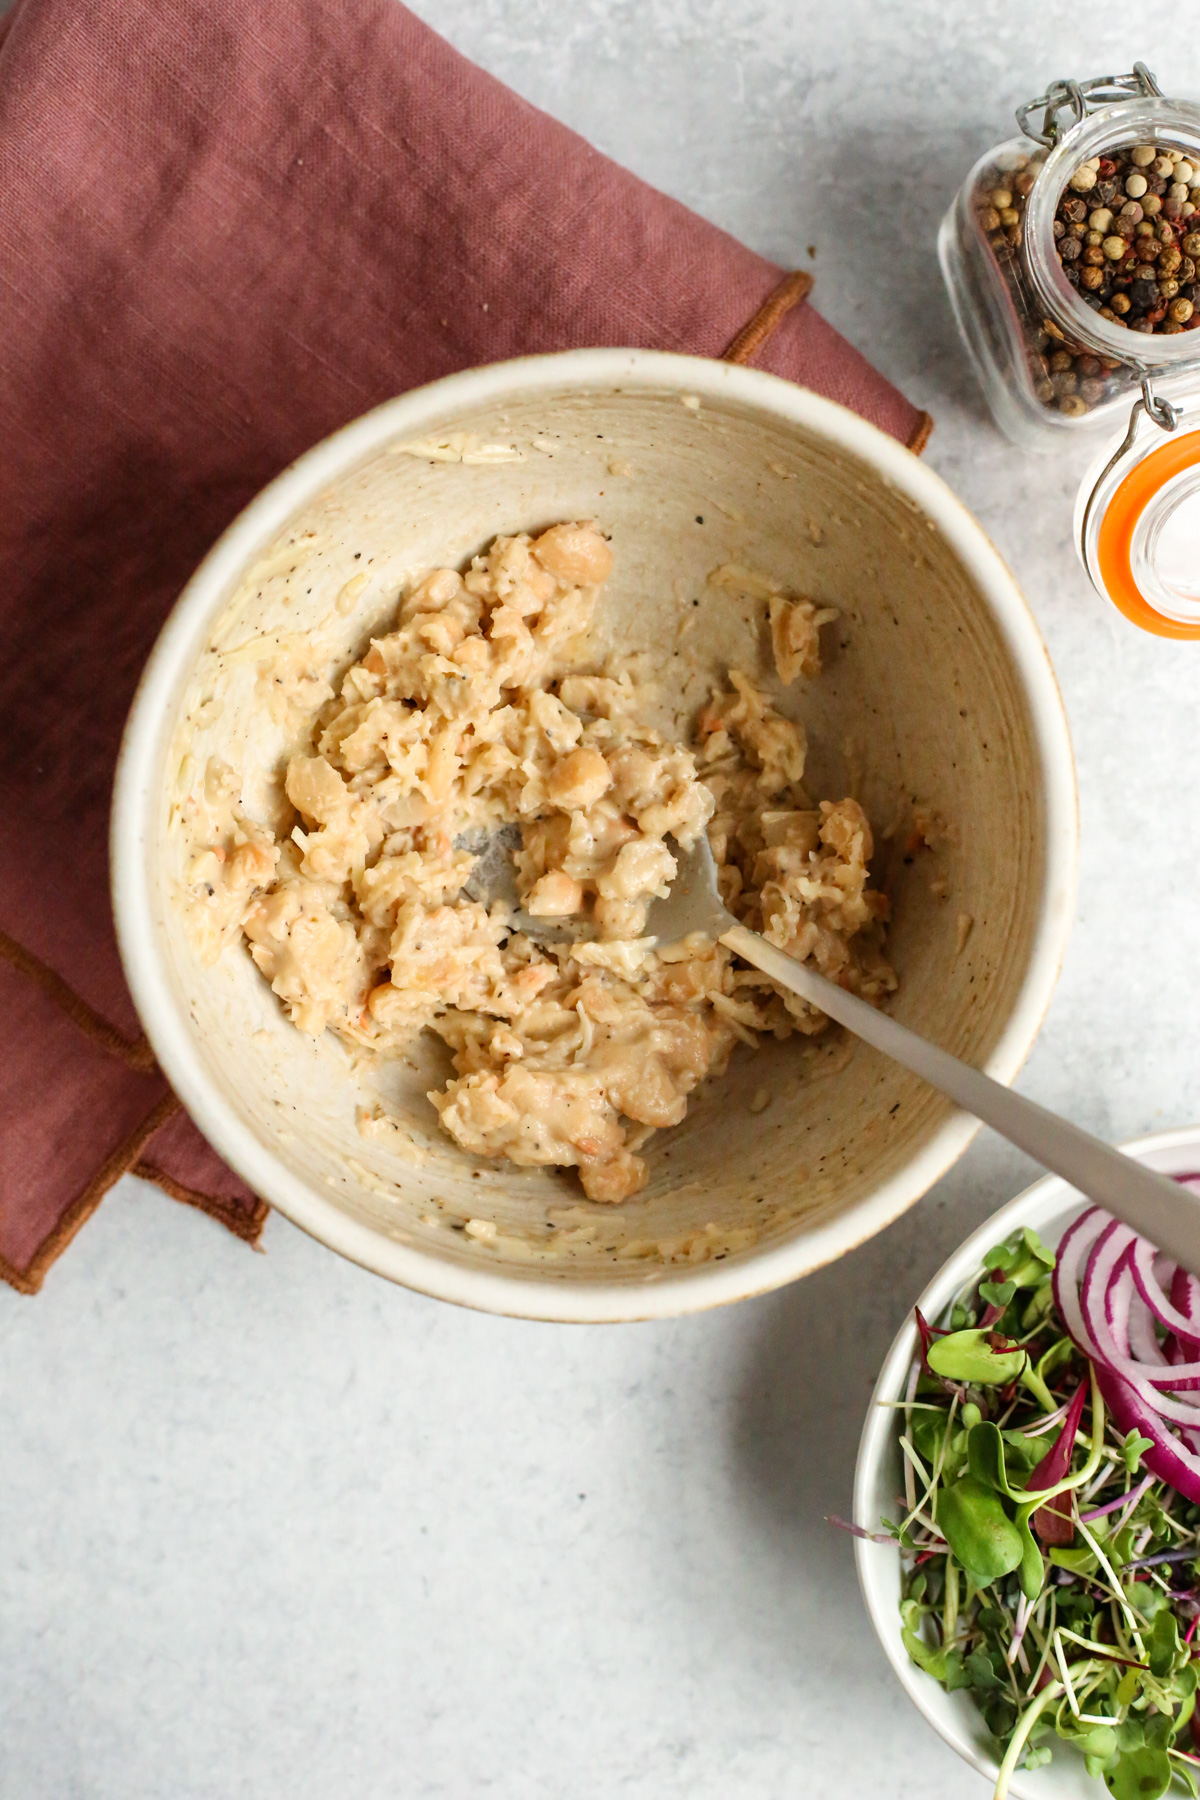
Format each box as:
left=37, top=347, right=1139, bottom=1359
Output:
left=1046, top=1180, right=1200, bottom=1505
left=1051, top=1206, right=1106, bottom=1359
left=1080, top=1223, right=1200, bottom=1410
left=1094, top=1365, right=1200, bottom=1505
left=1170, top=1264, right=1200, bottom=1356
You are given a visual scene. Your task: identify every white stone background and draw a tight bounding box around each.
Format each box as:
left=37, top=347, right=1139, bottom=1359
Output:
left=5, top=5, right=1200, bottom=1797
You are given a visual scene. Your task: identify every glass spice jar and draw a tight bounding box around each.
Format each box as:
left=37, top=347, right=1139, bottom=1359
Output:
left=940, top=65, right=1200, bottom=636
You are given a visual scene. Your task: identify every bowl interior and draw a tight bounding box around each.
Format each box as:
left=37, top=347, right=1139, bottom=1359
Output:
left=853, top=1128, right=1200, bottom=1799
left=127, top=364, right=1068, bottom=1304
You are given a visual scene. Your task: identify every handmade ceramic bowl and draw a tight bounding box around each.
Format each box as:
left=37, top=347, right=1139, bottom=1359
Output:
left=854, top=1125, right=1200, bottom=1799
left=111, top=347, right=1077, bottom=1321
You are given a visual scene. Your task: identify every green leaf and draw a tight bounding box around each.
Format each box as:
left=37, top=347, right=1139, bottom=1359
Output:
left=1126, top=1581, right=1173, bottom=1622
left=911, top=1413, right=945, bottom=1464
left=927, top=1328, right=1027, bottom=1386
left=1023, top=1744, right=1053, bottom=1770
left=1144, top=1712, right=1173, bottom=1751
left=1036, top=1336, right=1076, bottom=1384
left=1175, top=1765, right=1199, bottom=1800
left=937, top=1475, right=1024, bottom=1586
left=968, top=1421, right=1019, bottom=1497
left=1050, top=1544, right=1099, bottom=1576
left=1058, top=1720, right=1118, bottom=1760
left=1116, top=1717, right=1146, bottom=1753
left=1149, top=1607, right=1183, bottom=1679
left=982, top=1228, right=1055, bottom=1287
left=1016, top=1509, right=1045, bottom=1601
left=944, top=1653, right=973, bottom=1693
left=901, top=1622, right=954, bottom=1682
left=1116, top=1669, right=1143, bottom=1712
left=1103, top=1745, right=1172, bottom=1800
left=1021, top=1281, right=1057, bottom=1331
left=1086, top=1752, right=1121, bottom=1779
left=979, top=1277, right=1017, bottom=1308
left=966, top=1645, right=1004, bottom=1690
left=981, top=1694, right=1018, bottom=1739
left=1112, top=1525, right=1137, bottom=1567
left=1122, top=1432, right=1155, bottom=1475
left=1001, top=1429, right=1054, bottom=1473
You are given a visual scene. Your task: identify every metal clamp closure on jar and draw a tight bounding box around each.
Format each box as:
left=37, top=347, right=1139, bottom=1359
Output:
left=1075, top=376, right=1200, bottom=636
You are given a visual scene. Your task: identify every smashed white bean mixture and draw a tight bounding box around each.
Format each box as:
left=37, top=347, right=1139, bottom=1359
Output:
left=189, top=524, right=894, bottom=1201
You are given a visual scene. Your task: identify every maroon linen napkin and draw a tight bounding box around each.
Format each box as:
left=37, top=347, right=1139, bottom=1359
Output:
left=0, top=0, right=931, bottom=1291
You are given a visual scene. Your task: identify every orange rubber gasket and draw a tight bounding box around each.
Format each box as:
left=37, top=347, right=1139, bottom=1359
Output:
left=1096, top=430, right=1200, bottom=638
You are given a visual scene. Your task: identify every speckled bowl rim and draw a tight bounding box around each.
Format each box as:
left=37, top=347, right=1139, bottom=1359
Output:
left=111, top=347, right=1078, bottom=1322
left=852, top=1125, right=1200, bottom=1798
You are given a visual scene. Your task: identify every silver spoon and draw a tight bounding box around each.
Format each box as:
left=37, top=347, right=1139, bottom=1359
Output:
left=465, top=825, right=1198, bottom=1268
left=649, top=834, right=1200, bottom=1273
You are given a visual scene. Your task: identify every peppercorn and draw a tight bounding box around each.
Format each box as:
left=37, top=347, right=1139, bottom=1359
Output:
left=1081, top=245, right=1105, bottom=266
left=1110, top=291, right=1132, bottom=314
left=1059, top=394, right=1089, bottom=415
left=1171, top=296, right=1195, bottom=322
left=1126, top=172, right=1149, bottom=198
left=1184, top=233, right=1200, bottom=256
left=1061, top=196, right=1088, bottom=223
left=1143, top=193, right=1164, bottom=217
left=1059, top=235, right=1082, bottom=261
left=1075, top=354, right=1101, bottom=376
left=1052, top=217, right=1066, bottom=240
left=1079, top=377, right=1105, bottom=403
left=989, top=187, right=1013, bottom=210
left=1160, top=278, right=1182, bottom=301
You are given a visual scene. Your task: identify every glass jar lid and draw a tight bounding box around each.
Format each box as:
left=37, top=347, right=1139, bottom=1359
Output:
left=1076, top=381, right=1200, bottom=635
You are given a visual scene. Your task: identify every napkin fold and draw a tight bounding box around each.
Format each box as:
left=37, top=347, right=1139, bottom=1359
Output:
left=0, top=0, right=931, bottom=1291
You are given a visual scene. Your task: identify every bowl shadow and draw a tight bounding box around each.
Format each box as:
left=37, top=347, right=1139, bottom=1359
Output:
left=722, top=1135, right=1039, bottom=1662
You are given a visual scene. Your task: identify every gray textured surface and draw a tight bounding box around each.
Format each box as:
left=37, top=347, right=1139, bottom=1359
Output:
left=5, top=6, right=1200, bottom=1797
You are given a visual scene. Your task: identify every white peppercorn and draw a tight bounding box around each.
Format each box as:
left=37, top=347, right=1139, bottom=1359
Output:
left=1130, top=145, right=1157, bottom=167
left=1069, top=165, right=1098, bottom=193
left=1125, top=172, right=1149, bottom=198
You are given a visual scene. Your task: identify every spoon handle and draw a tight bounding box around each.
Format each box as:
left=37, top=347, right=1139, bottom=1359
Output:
left=721, top=922, right=1200, bottom=1272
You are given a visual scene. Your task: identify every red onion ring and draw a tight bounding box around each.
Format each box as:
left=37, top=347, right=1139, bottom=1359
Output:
left=1048, top=1184, right=1200, bottom=1504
